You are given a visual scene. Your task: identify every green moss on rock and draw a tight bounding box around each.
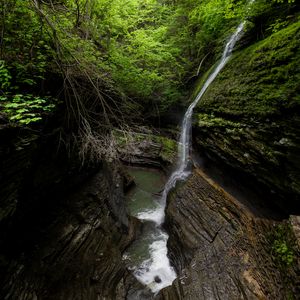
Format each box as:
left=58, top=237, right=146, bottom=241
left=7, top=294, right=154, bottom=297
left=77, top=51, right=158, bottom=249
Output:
left=196, top=113, right=243, bottom=128
left=157, top=136, right=177, bottom=162
left=192, top=20, right=300, bottom=204
left=113, top=129, right=177, bottom=166
left=196, top=20, right=300, bottom=116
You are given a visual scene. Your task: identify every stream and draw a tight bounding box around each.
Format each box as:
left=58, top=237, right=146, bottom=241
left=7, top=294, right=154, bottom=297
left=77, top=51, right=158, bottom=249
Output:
left=123, top=20, right=247, bottom=294
left=123, top=167, right=176, bottom=293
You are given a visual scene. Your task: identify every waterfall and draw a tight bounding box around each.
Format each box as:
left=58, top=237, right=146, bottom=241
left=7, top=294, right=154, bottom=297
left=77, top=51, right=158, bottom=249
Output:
left=160, top=21, right=246, bottom=222
left=178, top=22, right=245, bottom=171
left=130, top=21, right=246, bottom=294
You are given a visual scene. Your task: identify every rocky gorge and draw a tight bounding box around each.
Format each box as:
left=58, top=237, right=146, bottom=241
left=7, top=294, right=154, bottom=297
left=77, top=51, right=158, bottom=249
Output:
left=0, top=119, right=299, bottom=299
left=0, top=1, right=300, bottom=299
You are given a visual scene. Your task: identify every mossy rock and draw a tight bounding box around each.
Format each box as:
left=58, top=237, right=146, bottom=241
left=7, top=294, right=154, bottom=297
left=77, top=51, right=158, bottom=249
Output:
left=155, top=135, right=177, bottom=163
left=192, top=20, right=300, bottom=204
left=113, top=129, right=177, bottom=166
left=195, top=20, right=300, bottom=116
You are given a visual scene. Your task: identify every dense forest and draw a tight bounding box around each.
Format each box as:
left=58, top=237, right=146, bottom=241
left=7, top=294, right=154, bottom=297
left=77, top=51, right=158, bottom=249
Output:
left=0, top=0, right=297, bottom=158
left=0, top=0, right=300, bottom=299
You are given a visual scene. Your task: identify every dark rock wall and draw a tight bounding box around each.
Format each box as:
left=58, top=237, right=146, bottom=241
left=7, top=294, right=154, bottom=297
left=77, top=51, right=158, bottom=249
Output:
left=0, top=123, right=93, bottom=227
left=0, top=169, right=136, bottom=299
left=0, top=126, right=39, bottom=223
left=194, top=114, right=300, bottom=212
left=0, top=123, right=136, bottom=299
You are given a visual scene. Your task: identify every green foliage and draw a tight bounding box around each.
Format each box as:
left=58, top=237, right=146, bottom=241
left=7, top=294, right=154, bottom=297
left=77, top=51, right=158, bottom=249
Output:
left=32, top=0, right=249, bottom=113
left=0, top=61, right=11, bottom=90
left=1, top=94, right=56, bottom=125
left=273, top=0, right=295, bottom=3
left=267, top=19, right=289, bottom=33
left=167, top=0, right=247, bottom=62
left=245, top=0, right=298, bottom=39
left=1, top=0, right=298, bottom=122
left=270, top=224, right=295, bottom=268
left=1, top=0, right=52, bottom=86
left=0, top=0, right=58, bottom=126
left=97, top=0, right=188, bottom=111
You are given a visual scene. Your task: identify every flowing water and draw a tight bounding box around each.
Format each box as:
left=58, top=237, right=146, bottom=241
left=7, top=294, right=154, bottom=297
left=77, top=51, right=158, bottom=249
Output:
left=124, top=21, right=246, bottom=294
left=123, top=167, right=176, bottom=293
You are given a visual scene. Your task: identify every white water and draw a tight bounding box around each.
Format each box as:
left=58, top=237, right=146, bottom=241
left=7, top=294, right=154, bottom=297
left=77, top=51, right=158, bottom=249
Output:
left=132, top=229, right=176, bottom=293
left=128, top=21, right=246, bottom=294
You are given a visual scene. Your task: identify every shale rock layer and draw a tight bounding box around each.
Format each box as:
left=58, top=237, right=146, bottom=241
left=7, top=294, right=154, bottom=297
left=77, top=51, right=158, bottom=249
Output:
left=160, top=169, right=298, bottom=299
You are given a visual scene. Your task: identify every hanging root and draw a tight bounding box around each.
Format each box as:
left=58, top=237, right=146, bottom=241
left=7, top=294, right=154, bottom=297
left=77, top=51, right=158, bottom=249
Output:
left=78, top=119, right=117, bottom=165
left=31, top=1, right=144, bottom=165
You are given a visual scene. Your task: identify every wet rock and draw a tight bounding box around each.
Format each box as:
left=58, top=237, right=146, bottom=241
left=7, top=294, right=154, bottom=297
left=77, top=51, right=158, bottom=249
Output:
left=154, top=276, right=162, bottom=283
left=104, top=161, right=129, bottom=228
left=290, top=215, right=300, bottom=249
left=159, top=169, right=298, bottom=299
left=0, top=159, right=138, bottom=299
left=114, top=129, right=177, bottom=169
left=0, top=121, right=175, bottom=300
left=0, top=126, right=39, bottom=223
left=193, top=114, right=300, bottom=213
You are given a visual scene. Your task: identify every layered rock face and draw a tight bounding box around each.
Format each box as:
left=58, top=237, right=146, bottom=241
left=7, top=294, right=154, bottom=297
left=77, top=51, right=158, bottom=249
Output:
left=1, top=169, right=136, bottom=299
left=193, top=20, right=300, bottom=211
left=114, top=129, right=177, bottom=169
left=160, top=169, right=299, bottom=300
left=0, top=123, right=137, bottom=299
left=0, top=122, right=180, bottom=299
left=0, top=125, right=39, bottom=223
left=0, top=123, right=95, bottom=227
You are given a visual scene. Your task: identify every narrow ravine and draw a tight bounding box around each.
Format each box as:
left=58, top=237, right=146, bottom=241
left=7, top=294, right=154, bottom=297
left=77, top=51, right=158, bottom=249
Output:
left=123, top=20, right=247, bottom=295
left=1, top=0, right=299, bottom=299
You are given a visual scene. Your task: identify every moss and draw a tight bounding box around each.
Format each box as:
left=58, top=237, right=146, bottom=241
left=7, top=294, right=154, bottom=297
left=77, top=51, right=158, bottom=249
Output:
left=269, top=223, right=296, bottom=268
left=156, top=136, right=177, bottom=162
left=192, top=19, right=300, bottom=199
left=266, top=221, right=299, bottom=299
left=195, top=20, right=300, bottom=116
left=196, top=113, right=243, bottom=129
left=191, top=63, right=217, bottom=101
left=113, top=129, right=177, bottom=164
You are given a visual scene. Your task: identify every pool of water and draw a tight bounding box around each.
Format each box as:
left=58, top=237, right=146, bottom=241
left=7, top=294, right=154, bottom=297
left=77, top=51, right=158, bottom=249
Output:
left=123, top=167, right=176, bottom=293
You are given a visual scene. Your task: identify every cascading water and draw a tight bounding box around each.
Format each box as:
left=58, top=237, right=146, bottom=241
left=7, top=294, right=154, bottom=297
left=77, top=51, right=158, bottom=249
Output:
left=124, top=21, right=246, bottom=294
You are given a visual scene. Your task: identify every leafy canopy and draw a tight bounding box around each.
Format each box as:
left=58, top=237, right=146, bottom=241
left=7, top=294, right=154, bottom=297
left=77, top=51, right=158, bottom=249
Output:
left=1, top=0, right=296, bottom=125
